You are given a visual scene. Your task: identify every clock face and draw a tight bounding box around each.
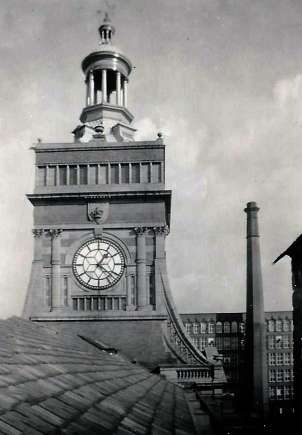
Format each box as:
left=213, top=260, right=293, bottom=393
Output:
left=73, top=239, right=125, bottom=290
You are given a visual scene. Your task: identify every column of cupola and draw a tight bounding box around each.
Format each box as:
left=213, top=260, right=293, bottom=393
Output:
left=88, top=70, right=94, bottom=106
left=123, top=78, right=128, bottom=107
left=116, top=71, right=121, bottom=105
left=85, top=69, right=129, bottom=108
left=102, top=69, right=107, bottom=103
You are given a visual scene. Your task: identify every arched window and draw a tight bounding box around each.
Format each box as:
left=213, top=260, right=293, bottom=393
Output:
left=276, top=320, right=282, bottom=332
left=200, top=322, right=207, bottom=333
left=193, top=323, right=199, bottom=334
left=200, top=337, right=207, bottom=349
left=216, top=322, right=222, bottom=333
left=268, top=320, right=275, bottom=332
left=283, top=319, right=290, bottom=332
left=224, top=322, right=230, bottom=333
left=208, top=322, right=215, bottom=333
left=231, top=321, right=238, bottom=333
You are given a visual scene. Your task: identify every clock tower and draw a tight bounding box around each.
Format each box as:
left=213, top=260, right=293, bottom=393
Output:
left=23, top=15, right=224, bottom=380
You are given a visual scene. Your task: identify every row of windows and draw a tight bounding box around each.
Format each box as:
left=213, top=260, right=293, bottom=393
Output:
left=191, top=336, right=243, bottom=350
left=268, top=352, right=293, bottom=366
left=269, top=385, right=294, bottom=400
left=269, top=368, right=293, bottom=383
left=185, top=319, right=293, bottom=334
left=36, top=162, right=163, bottom=186
left=267, top=319, right=293, bottom=333
left=185, top=321, right=245, bottom=335
left=191, top=337, right=215, bottom=349
left=267, top=335, right=292, bottom=349
left=185, top=319, right=293, bottom=335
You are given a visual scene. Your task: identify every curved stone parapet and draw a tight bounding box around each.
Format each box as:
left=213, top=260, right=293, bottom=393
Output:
left=159, top=265, right=212, bottom=366
left=160, top=265, right=226, bottom=385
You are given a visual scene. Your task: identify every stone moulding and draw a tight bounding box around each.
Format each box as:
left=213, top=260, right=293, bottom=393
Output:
left=27, top=190, right=172, bottom=200
left=31, top=140, right=164, bottom=152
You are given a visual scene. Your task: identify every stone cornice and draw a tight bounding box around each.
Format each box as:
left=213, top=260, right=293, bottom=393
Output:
left=81, top=50, right=132, bottom=76
left=31, top=140, right=164, bottom=153
left=32, top=222, right=168, bottom=230
left=27, top=190, right=172, bottom=201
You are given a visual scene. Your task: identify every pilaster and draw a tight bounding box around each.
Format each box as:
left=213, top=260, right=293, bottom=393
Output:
left=48, top=229, right=63, bottom=310
left=23, top=229, right=45, bottom=319
left=134, top=227, right=151, bottom=311
left=126, top=273, right=135, bottom=311
left=154, top=225, right=169, bottom=259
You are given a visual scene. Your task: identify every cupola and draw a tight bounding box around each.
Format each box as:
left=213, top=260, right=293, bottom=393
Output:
left=75, top=13, right=136, bottom=143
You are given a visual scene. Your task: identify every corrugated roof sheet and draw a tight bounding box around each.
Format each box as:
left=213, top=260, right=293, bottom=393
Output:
left=0, top=317, right=197, bottom=434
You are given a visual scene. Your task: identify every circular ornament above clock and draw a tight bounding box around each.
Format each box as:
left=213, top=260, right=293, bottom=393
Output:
left=72, top=239, right=125, bottom=290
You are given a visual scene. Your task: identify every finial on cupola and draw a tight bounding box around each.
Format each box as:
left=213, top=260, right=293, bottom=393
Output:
left=98, top=12, right=115, bottom=45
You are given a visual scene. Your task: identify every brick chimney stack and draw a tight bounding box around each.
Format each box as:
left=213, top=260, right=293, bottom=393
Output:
left=244, top=201, right=268, bottom=416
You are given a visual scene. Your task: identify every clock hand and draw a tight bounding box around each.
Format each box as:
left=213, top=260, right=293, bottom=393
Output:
left=98, top=264, right=111, bottom=273
left=99, top=264, right=117, bottom=275
left=96, top=265, right=118, bottom=281
left=101, top=267, right=118, bottom=278
left=96, top=253, right=109, bottom=267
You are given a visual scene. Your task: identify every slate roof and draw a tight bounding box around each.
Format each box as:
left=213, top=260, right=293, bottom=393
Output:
left=0, top=317, right=197, bottom=435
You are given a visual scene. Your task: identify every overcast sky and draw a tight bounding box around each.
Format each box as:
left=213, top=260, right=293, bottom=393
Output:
left=1, top=0, right=302, bottom=318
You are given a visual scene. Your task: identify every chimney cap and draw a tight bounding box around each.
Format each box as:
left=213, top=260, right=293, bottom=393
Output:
left=244, top=201, right=259, bottom=213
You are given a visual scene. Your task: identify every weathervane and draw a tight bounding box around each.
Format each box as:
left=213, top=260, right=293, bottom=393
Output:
left=96, top=1, right=116, bottom=24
